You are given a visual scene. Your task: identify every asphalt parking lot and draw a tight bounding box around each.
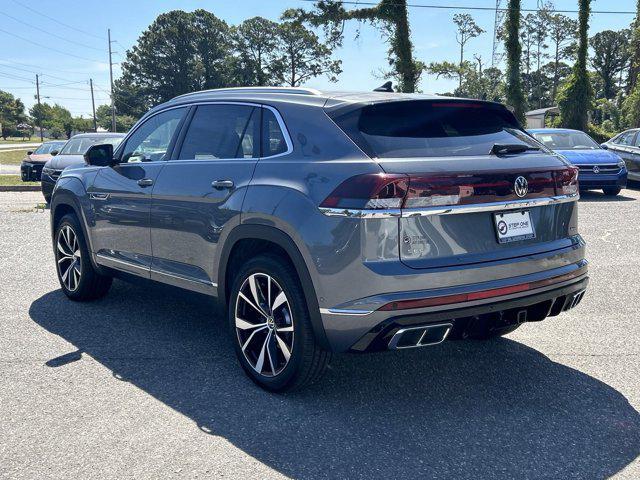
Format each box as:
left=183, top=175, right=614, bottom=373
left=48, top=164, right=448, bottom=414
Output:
left=1, top=189, right=639, bottom=479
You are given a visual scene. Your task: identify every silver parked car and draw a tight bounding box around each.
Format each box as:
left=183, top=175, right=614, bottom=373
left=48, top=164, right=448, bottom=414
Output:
left=601, top=129, right=640, bottom=182
left=49, top=87, right=588, bottom=391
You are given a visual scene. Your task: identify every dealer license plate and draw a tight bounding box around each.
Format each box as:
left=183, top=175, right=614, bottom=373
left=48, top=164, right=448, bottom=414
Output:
left=494, top=210, right=536, bottom=243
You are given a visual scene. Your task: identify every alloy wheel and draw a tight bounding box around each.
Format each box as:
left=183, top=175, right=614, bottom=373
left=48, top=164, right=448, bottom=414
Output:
left=56, top=225, right=82, bottom=292
left=235, top=273, right=294, bottom=377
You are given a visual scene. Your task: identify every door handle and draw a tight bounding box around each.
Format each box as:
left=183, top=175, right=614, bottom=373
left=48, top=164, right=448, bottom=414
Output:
left=137, top=178, right=154, bottom=187
left=212, top=179, right=234, bottom=190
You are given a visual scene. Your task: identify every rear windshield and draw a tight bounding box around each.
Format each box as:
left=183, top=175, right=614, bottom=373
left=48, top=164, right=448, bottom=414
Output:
left=60, top=136, right=123, bottom=155
left=329, top=100, right=540, bottom=158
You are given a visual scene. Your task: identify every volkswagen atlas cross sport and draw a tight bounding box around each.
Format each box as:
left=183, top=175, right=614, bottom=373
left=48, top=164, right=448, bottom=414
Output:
left=49, top=87, right=588, bottom=391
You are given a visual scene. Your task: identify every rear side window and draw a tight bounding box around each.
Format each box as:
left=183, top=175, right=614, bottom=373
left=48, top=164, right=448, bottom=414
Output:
left=262, top=108, right=289, bottom=157
left=329, top=100, right=537, bottom=158
left=178, top=104, right=259, bottom=160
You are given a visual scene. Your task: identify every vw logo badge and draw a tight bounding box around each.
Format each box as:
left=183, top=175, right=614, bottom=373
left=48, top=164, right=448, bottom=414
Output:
left=514, top=176, right=528, bottom=198
left=593, top=165, right=600, bottom=174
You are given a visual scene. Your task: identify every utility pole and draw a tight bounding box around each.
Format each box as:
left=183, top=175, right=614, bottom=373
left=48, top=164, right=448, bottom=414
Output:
left=89, top=78, right=97, bottom=132
left=35, top=74, right=43, bottom=141
left=108, top=28, right=116, bottom=132
left=491, top=0, right=505, bottom=67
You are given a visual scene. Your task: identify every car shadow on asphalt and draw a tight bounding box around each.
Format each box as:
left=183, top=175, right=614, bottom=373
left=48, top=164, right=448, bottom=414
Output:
left=30, top=281, right=640, bottom=479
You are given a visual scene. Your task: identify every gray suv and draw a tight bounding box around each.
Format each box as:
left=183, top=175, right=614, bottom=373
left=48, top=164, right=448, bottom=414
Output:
left=49, top=87, right=588, bottom=391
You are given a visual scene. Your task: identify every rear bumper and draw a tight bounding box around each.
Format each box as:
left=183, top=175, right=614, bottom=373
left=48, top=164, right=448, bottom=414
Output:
left=320, top=257, right=588, bottom=352
left=348, top=274, right=588, bottom=352
left=578, top=171, right=627, bottom=189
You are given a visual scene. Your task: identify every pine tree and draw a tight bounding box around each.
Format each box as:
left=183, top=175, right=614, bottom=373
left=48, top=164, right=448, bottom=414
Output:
left=558, top=0, right=593, bottom=131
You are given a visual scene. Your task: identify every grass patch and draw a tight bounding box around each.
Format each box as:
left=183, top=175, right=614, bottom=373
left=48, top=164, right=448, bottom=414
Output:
left=0, top=149, right=29, bottom=165
left=0, top=175, right=38, bottom=186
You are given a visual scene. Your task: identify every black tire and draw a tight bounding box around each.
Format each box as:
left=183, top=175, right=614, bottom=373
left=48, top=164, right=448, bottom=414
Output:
left=228, top=254, right=331, bottom=392
left=603, top=187, right=621, bottom=196
left=43, top=194, right=51, bottom=204
left=54, top=213, right=112, bottom=301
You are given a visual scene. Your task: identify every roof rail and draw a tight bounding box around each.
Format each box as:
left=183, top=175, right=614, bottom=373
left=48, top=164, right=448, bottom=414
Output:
left=176, top=86, right=323, bottom=99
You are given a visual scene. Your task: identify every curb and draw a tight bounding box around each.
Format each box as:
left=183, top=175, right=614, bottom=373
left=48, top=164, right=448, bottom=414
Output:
left=0, top=185, right=41, bottom=192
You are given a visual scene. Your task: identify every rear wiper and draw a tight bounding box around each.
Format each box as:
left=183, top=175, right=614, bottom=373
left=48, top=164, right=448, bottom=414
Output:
left=490, top=143, right=541, bottom=156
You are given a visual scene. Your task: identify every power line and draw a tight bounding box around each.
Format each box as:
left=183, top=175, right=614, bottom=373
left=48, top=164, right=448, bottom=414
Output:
left=296, top=0, right=635, bottom=15
left=10, top=0, right=106, bottom=40
left=0, top=59, right=95, bottom=76
left=0, top=11, right=104, bottom=52
left=0, top=27, right=101, bottom=63
left=0, top=70, right=34, bottom=83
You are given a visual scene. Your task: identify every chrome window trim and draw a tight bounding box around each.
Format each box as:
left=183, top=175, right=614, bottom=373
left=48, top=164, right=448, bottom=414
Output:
left=318, top=193, right=579, bottom=218
left=118, top=101, right=294, bottom=163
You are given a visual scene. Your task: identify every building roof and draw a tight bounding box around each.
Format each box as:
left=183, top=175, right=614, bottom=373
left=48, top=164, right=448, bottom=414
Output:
left=525, top=106, right=560, bottom=117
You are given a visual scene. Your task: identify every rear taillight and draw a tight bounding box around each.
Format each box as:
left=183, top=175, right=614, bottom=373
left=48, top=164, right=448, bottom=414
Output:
left=321, top=170, right=563, bottom=211
left=319, top=173, right=409, bottom=209
left=555, top=166, right=579, bottom=196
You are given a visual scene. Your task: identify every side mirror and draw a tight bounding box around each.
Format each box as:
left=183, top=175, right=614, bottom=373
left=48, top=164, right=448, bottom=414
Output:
left=84, top=143, right=115, bottom=167
left=27, top=150, right=33, bottom=155
left=50, top=150, right=59, bottom=156
left=600, top=143, right=608, bottom=150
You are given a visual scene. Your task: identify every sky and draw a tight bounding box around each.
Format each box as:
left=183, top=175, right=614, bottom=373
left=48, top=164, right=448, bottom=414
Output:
left=0, top=0, right=635, bottom=118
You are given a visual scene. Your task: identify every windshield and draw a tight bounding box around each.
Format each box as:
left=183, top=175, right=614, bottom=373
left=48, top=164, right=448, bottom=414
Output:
left=59, top=136, right=123, bottom=155
left=329, top=100, right=541, bottom=158
left=34, top=142, right=65, bottom=154
left=531, top=131, right=600, bottom=150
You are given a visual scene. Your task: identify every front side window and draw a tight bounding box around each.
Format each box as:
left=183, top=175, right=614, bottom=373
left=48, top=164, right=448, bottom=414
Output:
left=615, top=131, right=636, bottom=146
left=120, top=108, right=186, bottom=163
left=329, top=100, right=541, bottom=158
left=178, top=104, right=259, bottom=160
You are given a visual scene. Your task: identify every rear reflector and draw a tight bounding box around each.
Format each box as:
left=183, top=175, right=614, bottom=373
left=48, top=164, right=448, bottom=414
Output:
left=320, top=167, right=578, bottom=211
left=378, top=268, right=586, bottom=311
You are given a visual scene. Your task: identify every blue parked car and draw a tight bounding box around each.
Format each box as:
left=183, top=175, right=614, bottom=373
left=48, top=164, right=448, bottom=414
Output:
left=529, top=128, right=627, bottom=196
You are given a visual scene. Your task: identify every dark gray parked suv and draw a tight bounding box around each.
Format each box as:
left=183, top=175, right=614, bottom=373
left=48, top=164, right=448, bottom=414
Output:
left=49, top=87, right=588, bottom=391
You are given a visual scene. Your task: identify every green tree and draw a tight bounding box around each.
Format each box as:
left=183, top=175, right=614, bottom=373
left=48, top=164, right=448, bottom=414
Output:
left=558, top=0, right=593, bottom=130
left=50, top=104, right=74, bottom=138
left=504, top=0, right=526, bottom=123
left=628, top=0, right=640, bottom=91
left=452, top=14, right=484, bottom=89
left=232, top=17, right=281, bottom=86
left=96, top=104, right=137, bottom=132
left=590, top=30, right=631, bottom=99
left=0, top=90, right=26, bottom=140
left=117, top=10, right=233, bottom=109
left=275, top=21, right=341, bottom=87
left=284, top=0, right=423, bottom=92
left=29, top=102, right=54, bottom=135
left=545, top=12, right=578, bottom=102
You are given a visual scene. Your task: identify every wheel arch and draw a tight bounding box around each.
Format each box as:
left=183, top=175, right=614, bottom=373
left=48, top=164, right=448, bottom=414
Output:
left=50, top=178, right=104, bottom=274
left=217, top=224, right=330, bottom=350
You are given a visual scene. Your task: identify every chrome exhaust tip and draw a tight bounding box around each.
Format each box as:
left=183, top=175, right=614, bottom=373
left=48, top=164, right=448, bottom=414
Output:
left=388, top=323, right=453, bottom=350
